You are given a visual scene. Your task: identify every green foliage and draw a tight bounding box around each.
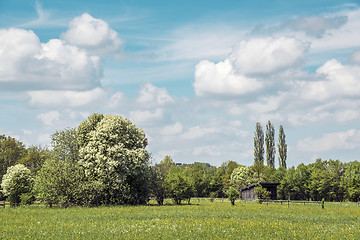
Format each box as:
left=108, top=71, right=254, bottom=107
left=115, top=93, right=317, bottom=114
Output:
left=254, top=185, right=271, bottom=203
left=34, top=154, right=84, bottom=207
left=165, top=166, right=193, bottom=204
left=184, top=162, right=217, bottom=197
left=1, top=164, right=34, bottom=206
left=77, top=113, right=104, bottom=148
left=278, top=125, right=287, bottom=168
left=265, top=121, right=276, bottom=168
left=230, top=165, right=250, bottom=190
left=342, top=161, right=360, bottom=202
left=51, top=128, right=79, bottom=162
left=149, top=156, right=175, bottom=205
left=19, top=145, right=50, bottom=175
left=254, top=122, right=264, bottom=166
left=0, top=135, right=26, bottom=182
left=227, top=186, right=239, bottom=205
left=79, top=114, right=150, bottom=205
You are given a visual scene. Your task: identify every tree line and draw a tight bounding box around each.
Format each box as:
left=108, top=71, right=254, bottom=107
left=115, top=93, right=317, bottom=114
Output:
left=1, top=115, right=360, bottom=206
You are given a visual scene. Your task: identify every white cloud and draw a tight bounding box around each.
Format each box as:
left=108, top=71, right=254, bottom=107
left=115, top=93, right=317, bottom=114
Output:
left=160, top=122, right=183, bottom=135
left=37, top=111, right=60, bottom=126
left=137, top=83, right=175, bottom=107
left=301, top=59, right=360, bottom=101
left=297, top=129, right=360, bottom=152
left=130, top=108, right=164, bottom=124
left=27, top=88, right=107, bottom=108
left=62, top=13, right=123, bottom=56
left=180, top=126, right=219, bottom=140
left=228, top=37, right=310, bottom=75
left=0, top=28, right=101, bottom=91
left=194, top=59, right=261, bottom=96
left=193, top=36, right=308, bottom=96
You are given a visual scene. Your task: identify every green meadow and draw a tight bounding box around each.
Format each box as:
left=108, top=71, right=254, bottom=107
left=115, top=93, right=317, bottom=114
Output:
left=1, top=200, right=359, bottom=239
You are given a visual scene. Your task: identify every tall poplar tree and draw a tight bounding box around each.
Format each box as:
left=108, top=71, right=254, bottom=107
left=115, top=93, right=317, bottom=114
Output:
left=278, top=125, right=287, bottom=168
left=254, top=122, right=264, bottom=166
left=265, top=121, right=276, bottom=168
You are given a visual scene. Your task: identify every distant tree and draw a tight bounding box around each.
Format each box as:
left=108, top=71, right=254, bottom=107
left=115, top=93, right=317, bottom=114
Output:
left=51, top=128, right=79, bottom=162
left=342, top=161, right=360, bottom=202
left=149, top=156, right=175, bottom=205
left=19, top=146, right=50, bottom=175
left=79, top=114, right=150, bottom=205
left=227, top=186, right=239, bottom=205
left=184, top=162, right=217, bottom=197
left=1, top=164, right=34, bottom=206
left=265, top=121, right=276, bottom=168
left=221, top=160, right=239, bottom=191
left=254, top=122, right=264, bottom=166
left=277, top=125, right=287, bottom=168
left=0, top=135, right=26, bottom=181
left=254, top=185, right=271, bottom=203
left=165, top=166, right=193, bottom=205
left=230, top=165, right=251, bottom=191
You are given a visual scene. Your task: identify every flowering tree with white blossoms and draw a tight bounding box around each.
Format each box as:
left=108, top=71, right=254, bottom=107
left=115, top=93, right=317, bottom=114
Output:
left=79, top=114, right=151, bottom=205
left=1, top=164, right=34, bottom=206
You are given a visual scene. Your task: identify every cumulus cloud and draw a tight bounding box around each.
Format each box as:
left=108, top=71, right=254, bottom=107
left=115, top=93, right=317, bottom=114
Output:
left=193, top=36, right=309, bottom=96
left=137, top=83, right=175, bottom=107
left=297, top=129, right=360, bottom=152
left=228, top=37, right=309, bottom=75
left=61, top=13, right=123, bottom=56
left=27, top=88, right=107, bottom=108
left=0, top=28, right=101, bottom=91
left=194, top=60, right=261, bottom=96
left=301, top=59, right=360, bottom=101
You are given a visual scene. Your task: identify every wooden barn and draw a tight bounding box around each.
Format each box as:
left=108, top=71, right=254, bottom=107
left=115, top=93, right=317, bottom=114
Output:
left=240, top=182, right=280, bottom=201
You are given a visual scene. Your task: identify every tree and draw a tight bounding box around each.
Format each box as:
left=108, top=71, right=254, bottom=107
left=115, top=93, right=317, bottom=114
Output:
left=227, top=186, right=238, bottom=205
left=230, top=165, right=251, bottom=191
left=165, top=166, right=193, bottom=205
left=51, top=128, right=79, bottom=162
left=254, top=185, right=271, bottom=203
left=0, top=135, right=26, bottom=182
left=254, top=122, right=264, bottom=166
left=19, top=146, right=50, bottom=175
left=149, top=156, right=175, bottom=205
left=343, top=161, right=360, bottom=202
left=79, top=114, right=150, bottom=205
left=1, top=164, right=34, bottom=206
left=34, top=128, right=84, bottom=207
left=34, top=154, right=84, bottom=207
left=77, top=113, right=104, bottom=148
left=278, top=125, right=287, bottom=168
left=265, top=121, right=276, bottom=168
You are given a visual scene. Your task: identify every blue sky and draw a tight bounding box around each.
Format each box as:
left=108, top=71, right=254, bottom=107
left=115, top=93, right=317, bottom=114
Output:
left=1, top=0, right=360, bottom=167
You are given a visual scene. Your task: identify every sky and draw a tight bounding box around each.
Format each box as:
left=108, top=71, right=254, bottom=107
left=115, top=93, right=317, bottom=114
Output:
left=1, top=0, right=360, bottom=167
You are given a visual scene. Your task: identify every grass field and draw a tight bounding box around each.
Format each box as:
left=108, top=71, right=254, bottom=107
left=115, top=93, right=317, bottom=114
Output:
left=1, top=199, right=359, bottom=239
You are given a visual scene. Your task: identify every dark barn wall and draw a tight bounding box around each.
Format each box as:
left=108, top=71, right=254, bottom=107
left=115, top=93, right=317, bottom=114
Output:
left=241, top=182, right=280, bottom=201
